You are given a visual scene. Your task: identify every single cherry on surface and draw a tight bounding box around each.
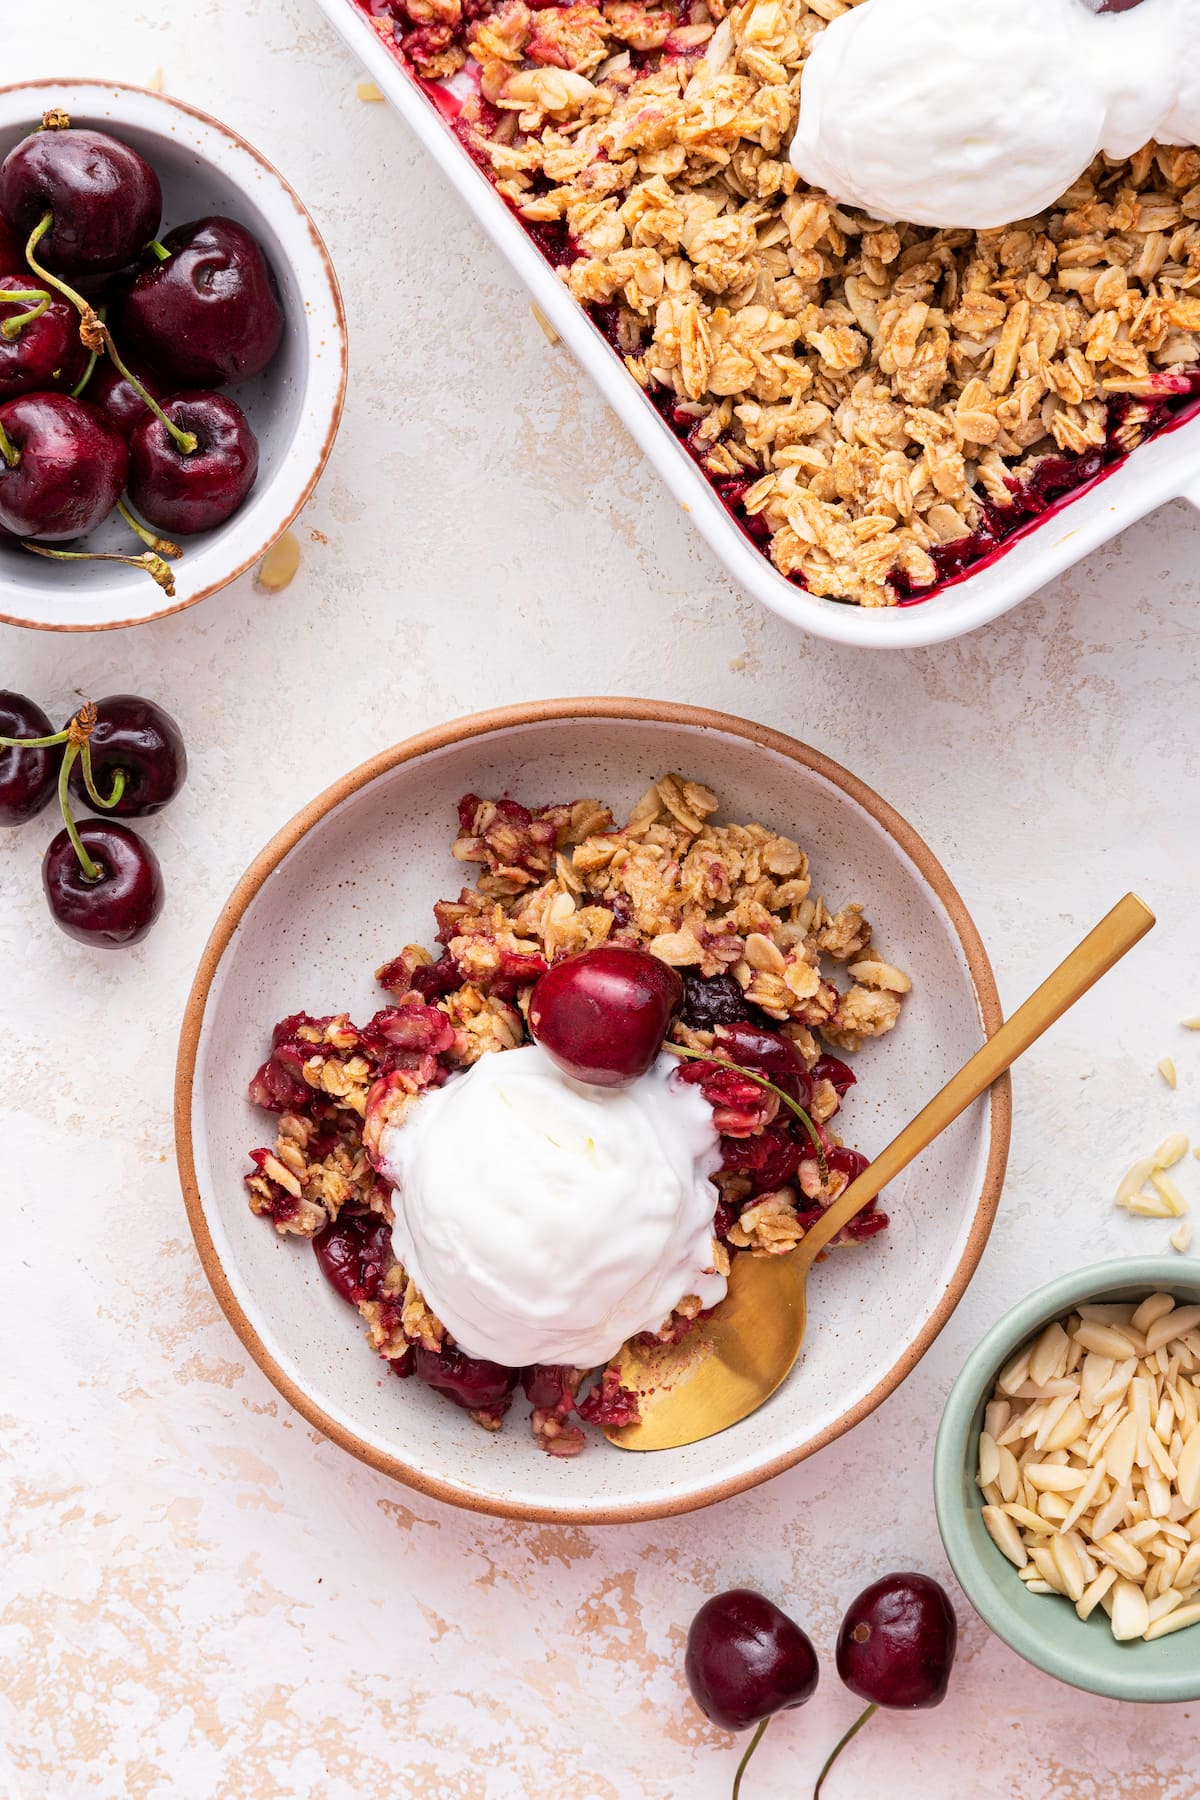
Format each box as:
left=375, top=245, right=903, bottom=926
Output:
left=66, top=694, right=186, bottom=818
left=528, top=944, right=683, bottom=1087
left=116, top=216, right=285, bottom=388
left=127, top=391, right=259, bottom=534
left=836, top=1572, right=957, bottom=1710
left=686, top=1588, right=820, bottom=1732
left=0, top=690, right=60, bottom=825
left=0, top=275, right=89, bottom=400
left=0, top=119, right=162, bottom=279
left=814, top=1573, right=958, bottom=1798
left=0, top=392, right=128, bottom=541
left=42, top=817, right=163, bottom=946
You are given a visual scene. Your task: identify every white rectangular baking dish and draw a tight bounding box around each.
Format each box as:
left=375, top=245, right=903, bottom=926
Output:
left=315, top=0, right=1200, bottom=648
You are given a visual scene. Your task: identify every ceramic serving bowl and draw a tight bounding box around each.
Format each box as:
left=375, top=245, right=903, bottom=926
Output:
left=314, top=0, right=1200, bottom=650
left=0, top=79, right=346, bottom=631
left=935, top=1256, right=1200, bottom=1701
left=176, top=699, right=1010, bottom=1522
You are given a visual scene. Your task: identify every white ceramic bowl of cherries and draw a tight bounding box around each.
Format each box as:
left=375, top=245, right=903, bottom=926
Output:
left=0, top=80, right=346, bottom=630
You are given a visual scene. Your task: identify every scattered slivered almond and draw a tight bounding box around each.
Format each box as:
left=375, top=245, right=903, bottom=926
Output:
left=1170, top=1222, right=1194, bottom=1255
left=978, top=1296, right=1200, bottom=1643
left=356, top=80, right=385, bottom=101
left=256, top=531, right=301, bottom=593
left=1181, top=1019, right=1200, bottom=1031
left=529, top=302, right=561, bottom=346
left=1154, top=1135, right=1191, bottom=1170
left=1159, top=1057, right=1179, bottom=1089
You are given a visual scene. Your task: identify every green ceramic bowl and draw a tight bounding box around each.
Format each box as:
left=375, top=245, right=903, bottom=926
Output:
left=934, top=1256, right=1200, bottom=1702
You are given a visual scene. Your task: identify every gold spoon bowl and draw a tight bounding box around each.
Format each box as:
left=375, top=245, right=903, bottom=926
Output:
left=605, top=893, right=1155, bottom=1452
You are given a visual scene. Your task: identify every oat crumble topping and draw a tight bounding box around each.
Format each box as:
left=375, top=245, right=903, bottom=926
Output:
left=366, top=0, right=1200, bottom=607
left=245, top=775, right=908, bottom=1449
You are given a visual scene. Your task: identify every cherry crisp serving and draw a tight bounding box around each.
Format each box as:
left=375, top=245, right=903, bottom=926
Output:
left=362, top=0, right=1200, bottom=608
left=245, top=775, right=909, bottom=1454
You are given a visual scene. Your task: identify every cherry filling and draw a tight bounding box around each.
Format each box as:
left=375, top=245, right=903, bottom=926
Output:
left=313, top=1211, right=393, bottom=1304
left=412, top=1344, right=520, bottom=1414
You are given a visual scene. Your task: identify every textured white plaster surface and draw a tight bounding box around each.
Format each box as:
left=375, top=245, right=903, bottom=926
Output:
left=3, top=3, right=1200, bottom=1795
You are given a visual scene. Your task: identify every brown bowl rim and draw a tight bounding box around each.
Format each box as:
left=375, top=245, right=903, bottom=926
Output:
left=174, top=697, right=1012, bottom=1523
left=0, top=76, right=348, bottom=633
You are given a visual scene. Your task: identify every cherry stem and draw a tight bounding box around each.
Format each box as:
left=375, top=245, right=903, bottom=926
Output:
left=147, top=239, right=171, bottom=262
left=57, top=738, right=100, bottom=882
left=812, top=1703, right=878, bottom=1799
left=24, top=215, right=198, bottom=455
left=731, top=1718, right=770, bottom=1800
left=0, top=287, right=52, bottom=339
left=20, top=540, right=176, bottom=597
left=118, top=497, right=182, bottom=559
left=70, top=304, right=104, bottom=399
left=663, top=1041, right=828, bottom=1177
left=0, top=726, right=69, bottom=750
left=79, top=740, right=126, bottom=810
left=0, top=415, right=18, bottom=468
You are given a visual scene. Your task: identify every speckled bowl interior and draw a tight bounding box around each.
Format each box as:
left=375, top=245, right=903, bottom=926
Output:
left=177, top=701, right=1009, bottom=1521
left=935, top=1257, right=1200, bottom=1702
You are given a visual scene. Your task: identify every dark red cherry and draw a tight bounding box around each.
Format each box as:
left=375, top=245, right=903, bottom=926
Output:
left=0, top=393, right=127, bottom=541
left=67, top=694, right=186, bottom=817
left=813, top=1053, right=856, bottom=1098
left=80, top=354, right=161, bottom=439
left=0, top=276, right=89, bottom=399
left=521, top=1363, right=574, bottom=1409
left=714, top=1020, right=814, bottom=1109
left=528, top=945, right=683, bottom=1087
left=686, top=1589, right=819, bottom=1731
left=0, top=690, right=59, bottom=825
left=313, top=1212, right=392, bottom=1305
left=1095, top=0, right=1144, bottom=9
left=0, top=124, right=161, bottom=279
left=42, top=818, right=163, bottom=946
left=0, top=216, right=23, bottom=273
left=680, top=970, right=750, bottom=1030
left=115, top=217, right=284, bottom=388
left=836, top=1573, right=957, bottom=1709
left=412, top=1344, right=520, bottom=1413
left=127, top=391, right=258, bottom=535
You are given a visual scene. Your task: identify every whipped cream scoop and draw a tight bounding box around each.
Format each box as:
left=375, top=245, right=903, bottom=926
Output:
left=377, top=1044, right=726, bottom=1370
left=789, top=0, right=1200, bottom=231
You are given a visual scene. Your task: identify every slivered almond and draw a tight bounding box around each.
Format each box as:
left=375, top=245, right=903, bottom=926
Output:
left=1170, top=1222, right=1194, bottom=1254
left=977, top=1432, right=1001, bottom=1489
left=1144, top=1601, right=1200, bottom=1640
left=1114, top=1159, right=1156, bottom=1207
left=1178, top=1429, right=1200, bottom=1510
left=1076, top=1566, right=1117, bottom=1621
left=1154, top=1135, right=1190, bottom=1170
left=982, top=1505, right=1028, bottom=1567
left=1149, top=1172, right=1189, bottom=1219
left=1111, top=1578, right=1151, bottom=1640
left=1147, top=1307, right=1200, bottom=1355
left=1132, top=1293, right=1177, bottom=1334
left=1074, top=1322, right=1142, bottom=1360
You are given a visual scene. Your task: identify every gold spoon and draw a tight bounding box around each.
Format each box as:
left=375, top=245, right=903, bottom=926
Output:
left=603, top=892, right=1155, bottom=1452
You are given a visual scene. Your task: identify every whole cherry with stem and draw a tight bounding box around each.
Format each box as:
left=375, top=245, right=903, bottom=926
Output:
left=128, top=390, right=259, bottom=535
left=0, top=113, right=161, bottom=280
left=0, top=690, right=60, bottom=825
left=814, top=1573, right=957, bottom=1797
left=0, top=391, right=127, bottom=541
left=65, top=692, right=186, bottom=818
left=0, top=271, right=94, bottom=397
left=686, top=1588, right=819, bottom=1797
left=116, top=215, right=285, bottom=388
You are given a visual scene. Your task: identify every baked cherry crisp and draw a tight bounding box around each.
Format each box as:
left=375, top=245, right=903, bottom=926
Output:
left=245, top=775, right=909, bottom=1453
left=360, top=0, right=1200, bottom=608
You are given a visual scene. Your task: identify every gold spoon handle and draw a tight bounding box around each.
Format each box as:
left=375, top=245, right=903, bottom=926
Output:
left=794, top=893, right=1156, bottom=1269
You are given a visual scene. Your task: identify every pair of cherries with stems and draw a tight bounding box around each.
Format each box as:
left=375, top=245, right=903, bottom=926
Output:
left=0, top=690, right=185, bottom=946
left=0, top=112, right=282, bottom=585
left=687, top=1576, right=958, bottom=1797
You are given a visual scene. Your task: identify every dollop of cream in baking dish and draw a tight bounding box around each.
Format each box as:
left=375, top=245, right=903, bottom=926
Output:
left=376, top=1043, right=727, bottom=1369
left=788, top=0, right=1200, bottom=231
